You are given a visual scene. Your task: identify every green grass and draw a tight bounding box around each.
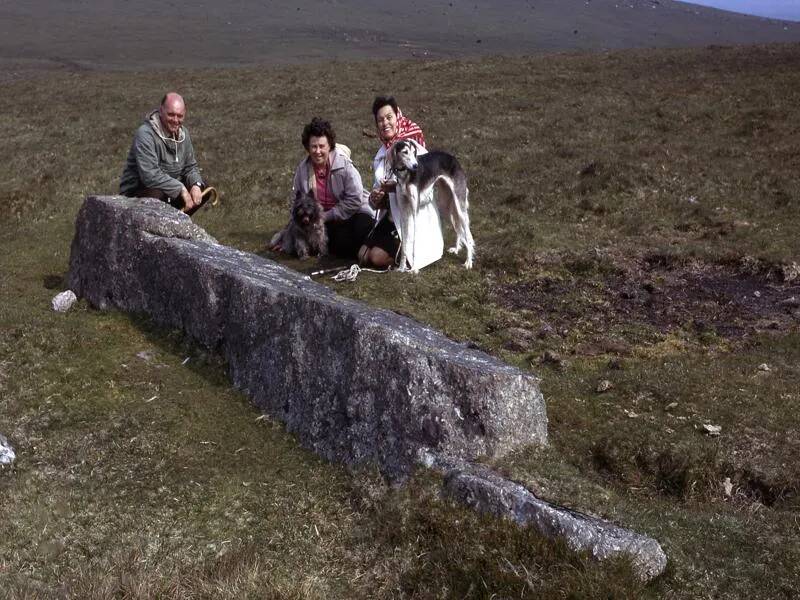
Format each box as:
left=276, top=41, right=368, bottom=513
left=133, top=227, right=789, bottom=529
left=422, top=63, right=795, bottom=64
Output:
left=2, top=43, right=800, bottom=597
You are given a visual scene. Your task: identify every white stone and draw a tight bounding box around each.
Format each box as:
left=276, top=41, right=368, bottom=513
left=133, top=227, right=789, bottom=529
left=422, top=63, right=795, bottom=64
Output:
left=52, top=290, right=77, bottom=312
left=0, top=434, right=16, bottom=465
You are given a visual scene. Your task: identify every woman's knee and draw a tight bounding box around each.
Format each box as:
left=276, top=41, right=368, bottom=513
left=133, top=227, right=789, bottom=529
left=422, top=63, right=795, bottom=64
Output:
left=369, top=247, right=394, bottom=268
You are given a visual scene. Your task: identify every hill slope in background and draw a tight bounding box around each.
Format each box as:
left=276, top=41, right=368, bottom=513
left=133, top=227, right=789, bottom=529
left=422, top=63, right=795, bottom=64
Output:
left=1, top=0, right=800, bottom=74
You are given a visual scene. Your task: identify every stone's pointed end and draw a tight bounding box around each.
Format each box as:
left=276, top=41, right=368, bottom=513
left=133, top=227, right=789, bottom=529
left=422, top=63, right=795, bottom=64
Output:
left=422, top=452, right=667, bottom=583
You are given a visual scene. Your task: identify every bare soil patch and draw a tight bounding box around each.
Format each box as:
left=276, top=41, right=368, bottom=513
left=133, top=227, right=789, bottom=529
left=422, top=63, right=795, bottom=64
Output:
left=495, top=256, right=800, bottom=345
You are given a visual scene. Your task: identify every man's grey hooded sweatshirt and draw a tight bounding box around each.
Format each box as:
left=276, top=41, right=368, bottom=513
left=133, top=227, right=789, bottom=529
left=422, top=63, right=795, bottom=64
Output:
left=119, top=109, right=203, bottom=198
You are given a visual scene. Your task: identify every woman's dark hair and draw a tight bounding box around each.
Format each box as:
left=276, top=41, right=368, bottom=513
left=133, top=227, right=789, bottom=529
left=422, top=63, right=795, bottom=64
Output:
left=301, top=117, right=336, bottom=150
left=371, top=95, right=399, bottom=121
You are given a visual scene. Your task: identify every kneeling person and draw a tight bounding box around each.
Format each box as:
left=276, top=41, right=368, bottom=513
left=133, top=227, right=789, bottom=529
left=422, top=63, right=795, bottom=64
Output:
left=119, top=92, right=207, bottom=214
left=281, top=117, right=373, bottom=259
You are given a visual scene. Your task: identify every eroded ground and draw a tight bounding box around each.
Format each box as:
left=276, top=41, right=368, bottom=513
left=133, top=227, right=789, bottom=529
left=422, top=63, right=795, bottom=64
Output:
left=496, top=254, right=800, bottom=347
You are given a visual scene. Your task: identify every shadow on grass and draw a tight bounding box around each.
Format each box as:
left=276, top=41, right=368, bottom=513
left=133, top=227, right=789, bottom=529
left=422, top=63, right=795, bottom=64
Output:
left=124, top=313, right=232, bottom=389
left=43, top=273, right=66, bottom=290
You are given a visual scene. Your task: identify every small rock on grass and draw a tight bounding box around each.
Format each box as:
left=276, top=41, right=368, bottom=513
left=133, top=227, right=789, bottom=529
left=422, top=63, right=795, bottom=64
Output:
left=137, top=350, right=156, bottom=362
left=722, top=477, right=733, bottom=497
left=51, top=290, right=77, bottom=312
left=757, top=363, right=771, bottom=372
left=0, top=433, right=16, bottom=465
left=596, top=379, right=613, bottom=393
left=702, top=423, right=722, bottom=437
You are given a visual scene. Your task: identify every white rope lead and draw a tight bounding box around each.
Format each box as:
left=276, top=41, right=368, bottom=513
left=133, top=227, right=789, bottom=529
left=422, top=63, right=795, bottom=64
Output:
left=331, top=264, right=391, bottom=282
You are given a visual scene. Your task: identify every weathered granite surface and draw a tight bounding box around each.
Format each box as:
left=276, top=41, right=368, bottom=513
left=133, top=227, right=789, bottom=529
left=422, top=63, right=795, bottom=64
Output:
left=426, top=454, right=667, bottom=582
left=68, top=196, right=548, bottom=478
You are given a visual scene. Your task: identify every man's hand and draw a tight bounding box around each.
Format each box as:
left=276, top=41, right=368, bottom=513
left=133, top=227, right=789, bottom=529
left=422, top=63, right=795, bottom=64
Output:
left=180, top=186, right=195, bottom=211
left=190, top=184, right=203, bottom=207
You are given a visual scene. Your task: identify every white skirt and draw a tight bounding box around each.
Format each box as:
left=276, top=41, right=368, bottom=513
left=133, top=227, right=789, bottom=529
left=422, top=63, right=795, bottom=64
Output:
left=389, top=188, right=444, bottom=271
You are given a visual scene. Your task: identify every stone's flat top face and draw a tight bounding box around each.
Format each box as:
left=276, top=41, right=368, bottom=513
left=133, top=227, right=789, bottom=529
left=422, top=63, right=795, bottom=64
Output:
left=89, top=196, right=534, bottom=376
left=104, top=196, right=219, bottom=244
left=69, top=196, right=547, bottom=478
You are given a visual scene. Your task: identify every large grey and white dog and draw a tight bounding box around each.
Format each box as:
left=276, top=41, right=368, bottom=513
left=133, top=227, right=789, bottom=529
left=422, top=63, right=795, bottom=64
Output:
left=388, top=139, right=475, bottom=270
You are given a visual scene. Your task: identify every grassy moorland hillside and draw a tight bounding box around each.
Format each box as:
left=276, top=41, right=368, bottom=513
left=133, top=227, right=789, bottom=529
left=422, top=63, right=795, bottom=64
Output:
left=1, top=43, right=799, bottom=598
left=3, top=0, right=800, bottom=71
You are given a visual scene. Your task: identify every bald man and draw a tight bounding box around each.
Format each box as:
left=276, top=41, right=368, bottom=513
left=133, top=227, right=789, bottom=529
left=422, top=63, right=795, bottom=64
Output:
left=120, top=93, right=206, bottom=214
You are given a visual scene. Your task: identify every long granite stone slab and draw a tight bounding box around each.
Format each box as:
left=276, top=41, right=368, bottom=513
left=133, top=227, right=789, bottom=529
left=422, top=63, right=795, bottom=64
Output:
left=68, top=196, right=548, bottom=478
left=67, top=196, right=668, bottom=581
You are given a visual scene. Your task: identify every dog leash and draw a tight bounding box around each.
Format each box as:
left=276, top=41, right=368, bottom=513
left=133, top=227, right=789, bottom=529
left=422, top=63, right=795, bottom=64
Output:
left=330, top=264, right=392, bottom=282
